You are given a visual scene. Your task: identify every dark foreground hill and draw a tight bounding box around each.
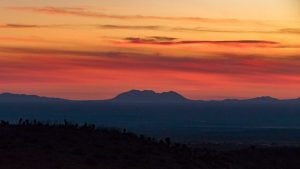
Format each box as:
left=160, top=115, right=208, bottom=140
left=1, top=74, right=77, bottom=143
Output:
left=0, top=121, right=299, bottom=169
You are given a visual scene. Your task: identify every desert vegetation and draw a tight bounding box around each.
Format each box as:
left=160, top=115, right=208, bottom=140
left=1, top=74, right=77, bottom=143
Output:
left=0, top=120, right=299, bottom=169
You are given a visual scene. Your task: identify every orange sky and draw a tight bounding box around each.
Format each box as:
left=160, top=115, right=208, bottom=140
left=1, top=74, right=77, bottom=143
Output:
left=0, top=0, right=300, bottom=100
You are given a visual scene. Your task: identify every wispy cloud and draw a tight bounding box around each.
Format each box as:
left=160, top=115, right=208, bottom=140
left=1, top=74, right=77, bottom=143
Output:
left=124, top=36, right=178, bottom=43
left=98, top=25, right=300, bottom=35
left=93, top=24, right=300, bottom=35
left=0, top=23, right=164, bottom=30
left=279, top=28, right=300, bottom=34
left=2, top=22, right=298, bottom=37
left=172, top=27, right=276, bottom=34
left=121, top=37, right=280, bottom=47
left=0, top=24, right=41, bottom=28
left=172, top=27, right=300, bottom=35
left=1, top=46, right=300, bottom=77
left=97, top=25, right=163, bottom=30
left=0, top=23, right=69, bottom=28
left=8, top=6, right=261, bottom=24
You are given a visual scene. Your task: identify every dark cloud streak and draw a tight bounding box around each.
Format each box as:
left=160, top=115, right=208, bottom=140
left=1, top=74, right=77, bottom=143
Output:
left=0, top=23, right=70, bottom=28
left=1, top=46, right=300, bottom=76
left=122, top=37, right=280, bottom=47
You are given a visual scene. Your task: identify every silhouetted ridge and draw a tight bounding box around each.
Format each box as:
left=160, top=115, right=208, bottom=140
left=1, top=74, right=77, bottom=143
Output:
left=0, top=93, right=67, bottom=103
left=0, top=120, right=300, bottom=169
left=246, top=96, right=279, bottom=102
left=112, top=90, right=188, bottom=102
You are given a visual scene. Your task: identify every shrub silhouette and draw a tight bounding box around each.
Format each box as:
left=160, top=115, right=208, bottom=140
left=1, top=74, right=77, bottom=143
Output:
left=0, top=119, right=299, bottom=169
left=165, top=137, right=171, bottom=146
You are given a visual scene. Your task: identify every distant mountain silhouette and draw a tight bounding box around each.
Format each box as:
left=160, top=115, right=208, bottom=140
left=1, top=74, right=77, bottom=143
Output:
left=1, top=90, right=300, bottom=131
left=111, top=91, right=299, bottom=103
left=112, top=90, right=189, bottom=103
left=0, top=93, right=67, bottom=103
left=0, top=91, right=299, bottom=103
left=245, top=96, right=279, bottom=102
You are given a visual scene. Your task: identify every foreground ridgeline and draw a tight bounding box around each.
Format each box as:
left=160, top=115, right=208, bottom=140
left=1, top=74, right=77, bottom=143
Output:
left=0, top=120, right=299, bottom=169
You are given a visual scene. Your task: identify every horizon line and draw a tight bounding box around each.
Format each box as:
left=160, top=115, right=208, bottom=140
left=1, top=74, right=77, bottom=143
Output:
left=1, top=90, right=300, bottom=102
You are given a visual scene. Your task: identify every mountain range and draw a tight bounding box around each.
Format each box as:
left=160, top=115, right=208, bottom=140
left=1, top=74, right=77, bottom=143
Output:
left=1, top=90, right=300, bottom=139
left=0, top=90, right=298, bottom=103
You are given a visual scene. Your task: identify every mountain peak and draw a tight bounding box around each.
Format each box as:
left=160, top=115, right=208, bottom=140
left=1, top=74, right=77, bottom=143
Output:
left=247, top=96, right=279, bottom=102
left=112, top=90, right=188, bottom=103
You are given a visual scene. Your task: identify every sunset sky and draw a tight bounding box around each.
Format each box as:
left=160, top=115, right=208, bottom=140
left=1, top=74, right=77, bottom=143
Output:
left=0, top=0, right=300, bottom=100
